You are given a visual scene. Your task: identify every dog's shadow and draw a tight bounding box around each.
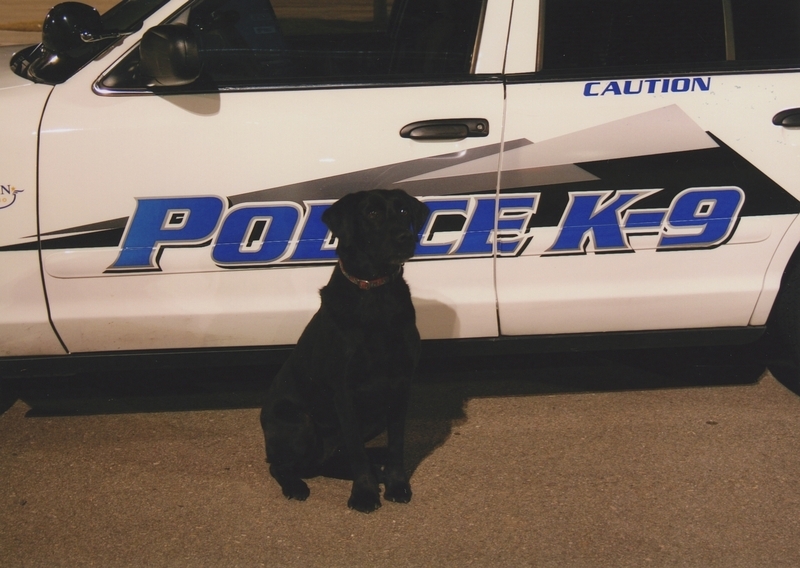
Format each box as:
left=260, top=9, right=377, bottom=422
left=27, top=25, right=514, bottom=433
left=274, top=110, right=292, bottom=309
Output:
left=0, top=340, right=777, bottom=482
left=400, top=341, right=773, bottom=477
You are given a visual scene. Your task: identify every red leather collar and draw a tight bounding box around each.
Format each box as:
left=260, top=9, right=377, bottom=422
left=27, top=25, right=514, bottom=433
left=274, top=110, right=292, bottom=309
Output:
left=338, top=261, right=402, bottom=290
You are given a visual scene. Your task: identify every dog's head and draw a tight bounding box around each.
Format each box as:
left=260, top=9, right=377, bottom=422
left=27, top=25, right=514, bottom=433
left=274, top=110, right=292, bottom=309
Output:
left=321, top=189, right=430, bottom=268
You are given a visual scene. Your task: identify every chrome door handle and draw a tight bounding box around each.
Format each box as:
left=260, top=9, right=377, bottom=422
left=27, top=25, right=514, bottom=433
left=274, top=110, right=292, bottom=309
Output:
left=400, top=118, right=489, bottom=140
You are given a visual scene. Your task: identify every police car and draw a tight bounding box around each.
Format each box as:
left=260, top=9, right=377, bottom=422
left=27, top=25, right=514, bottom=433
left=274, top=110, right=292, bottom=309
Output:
left=3, top=0, right=800, bottom=378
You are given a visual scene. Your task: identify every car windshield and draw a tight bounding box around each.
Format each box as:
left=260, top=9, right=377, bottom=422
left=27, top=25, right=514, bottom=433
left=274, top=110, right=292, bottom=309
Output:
left=10, top=0, right=173, bottom=84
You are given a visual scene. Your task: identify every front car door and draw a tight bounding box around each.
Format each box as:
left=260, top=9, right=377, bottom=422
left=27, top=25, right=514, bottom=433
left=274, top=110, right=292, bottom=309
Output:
left=497, top=0, right=800, bottom=338
left=38, top=0, right=512, bottom=352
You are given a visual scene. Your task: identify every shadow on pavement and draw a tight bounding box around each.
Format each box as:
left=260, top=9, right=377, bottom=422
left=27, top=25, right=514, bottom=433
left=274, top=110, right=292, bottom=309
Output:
left=1, top=335, right=795, bottom=479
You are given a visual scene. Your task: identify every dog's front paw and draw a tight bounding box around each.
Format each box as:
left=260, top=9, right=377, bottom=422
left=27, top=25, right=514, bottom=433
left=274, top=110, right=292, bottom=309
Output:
left=383, top=467, right=412, bottom=503
left=280, top=478, right=310, bottom=501
left=270, top=464, right=310, bottom=501
left=348, top=484, right=382, bottom=513
left=384, top=480, right=412, bottom=504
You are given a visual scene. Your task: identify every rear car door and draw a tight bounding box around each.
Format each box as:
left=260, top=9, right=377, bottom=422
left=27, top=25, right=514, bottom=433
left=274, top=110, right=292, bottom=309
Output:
left=497, top=0, right=800, bottom=337
left=38, top=0, right=511, bottom=353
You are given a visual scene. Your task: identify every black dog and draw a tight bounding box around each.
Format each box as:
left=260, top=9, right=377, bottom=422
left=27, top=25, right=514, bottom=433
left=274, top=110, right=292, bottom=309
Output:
left=260, top=189, right=430, bottom=513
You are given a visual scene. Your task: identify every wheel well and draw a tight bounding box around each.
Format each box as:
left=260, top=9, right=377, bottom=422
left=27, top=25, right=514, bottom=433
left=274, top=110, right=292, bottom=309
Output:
left=767, top=240, right=800, bottom=342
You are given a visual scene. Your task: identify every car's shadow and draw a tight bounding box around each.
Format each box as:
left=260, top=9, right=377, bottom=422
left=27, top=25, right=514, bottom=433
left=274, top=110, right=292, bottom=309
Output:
left=1, top=334, right=797, bottom=479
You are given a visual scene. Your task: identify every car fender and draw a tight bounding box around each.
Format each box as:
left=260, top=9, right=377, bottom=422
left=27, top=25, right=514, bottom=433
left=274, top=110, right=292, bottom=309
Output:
left=751, top=211, right=800, bottom=326
left=0, top=68, right=65, bottom=356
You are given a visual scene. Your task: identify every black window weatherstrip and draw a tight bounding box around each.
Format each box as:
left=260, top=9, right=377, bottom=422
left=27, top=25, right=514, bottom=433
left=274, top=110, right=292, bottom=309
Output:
left=93, top=74, right=504, bottom=96
left=504, top=64, right=800, bottom=85
left=97, top=61, right=800, bottom=96
left=469, top=0, right=489, bottom=74
left=722, top=0, right=736, bottom=61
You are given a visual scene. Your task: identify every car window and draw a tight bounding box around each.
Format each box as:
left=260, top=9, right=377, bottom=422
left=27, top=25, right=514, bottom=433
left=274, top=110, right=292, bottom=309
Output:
left=100, top=0, right=486, bottom=91
left=539, top=0, right=800, bottom=74
left=102, top=0, right=175, bottom=30
left=732, top=0, right=800, bottom=63
left=540, top=0, right=727, bottom=72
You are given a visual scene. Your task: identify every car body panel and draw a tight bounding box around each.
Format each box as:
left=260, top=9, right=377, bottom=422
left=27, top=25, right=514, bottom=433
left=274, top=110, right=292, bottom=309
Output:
left=2, top=0, right=800, bottom=365
left=498, top=6, right=800, bottom=335
left=36, top=1, right=509, bottom=351
left=0, top=69, right=65, bottom=356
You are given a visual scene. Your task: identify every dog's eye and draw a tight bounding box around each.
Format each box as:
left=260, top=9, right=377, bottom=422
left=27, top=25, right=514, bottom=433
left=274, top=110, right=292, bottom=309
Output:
left=367, top=210, right=380, bottom=220
left=399, top=207, right=409, bottom=217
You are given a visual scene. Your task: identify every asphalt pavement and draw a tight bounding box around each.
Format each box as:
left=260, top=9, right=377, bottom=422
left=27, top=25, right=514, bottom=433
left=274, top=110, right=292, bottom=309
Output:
left=2, top=343, right=800, bottom=567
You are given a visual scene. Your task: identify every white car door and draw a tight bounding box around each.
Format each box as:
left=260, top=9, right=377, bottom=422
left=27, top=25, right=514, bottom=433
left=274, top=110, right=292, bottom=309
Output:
left=497, top=0, right=800, bottom=337
left=38, top=0, right=511, bottom=352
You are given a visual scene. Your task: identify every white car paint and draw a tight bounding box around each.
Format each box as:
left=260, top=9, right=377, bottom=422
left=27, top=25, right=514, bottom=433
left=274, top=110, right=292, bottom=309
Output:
left=2, top=0, right=800, bottom=364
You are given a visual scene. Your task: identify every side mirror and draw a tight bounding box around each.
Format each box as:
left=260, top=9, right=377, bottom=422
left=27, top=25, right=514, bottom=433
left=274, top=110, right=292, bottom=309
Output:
left=139, top=24, right=201, bottom=87
left=42, top=2, right=102, bottom=55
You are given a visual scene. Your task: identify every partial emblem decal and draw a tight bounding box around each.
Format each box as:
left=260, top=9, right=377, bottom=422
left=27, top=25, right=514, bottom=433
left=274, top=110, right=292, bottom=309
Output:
left=0, top=184, right=24, bottom=210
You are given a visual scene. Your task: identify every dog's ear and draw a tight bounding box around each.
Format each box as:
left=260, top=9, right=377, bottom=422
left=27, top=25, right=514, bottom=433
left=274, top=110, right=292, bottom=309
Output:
left=321, top=192, right=363, bottom=246
left=403, top=192, right=430, bottom=235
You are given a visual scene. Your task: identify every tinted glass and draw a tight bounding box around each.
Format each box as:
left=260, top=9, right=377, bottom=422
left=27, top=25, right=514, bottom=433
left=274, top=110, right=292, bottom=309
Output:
left=186, top=0, right=484, bottom=85
left=101, top=0, right=173, bottom=29
left=732, top=0, right=800, bottom=63
left=541, top=0, right=727, bottom=71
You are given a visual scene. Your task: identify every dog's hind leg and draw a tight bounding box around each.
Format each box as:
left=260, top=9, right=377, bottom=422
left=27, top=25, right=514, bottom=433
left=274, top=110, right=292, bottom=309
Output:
left=260, top=399, right=317, bottom=501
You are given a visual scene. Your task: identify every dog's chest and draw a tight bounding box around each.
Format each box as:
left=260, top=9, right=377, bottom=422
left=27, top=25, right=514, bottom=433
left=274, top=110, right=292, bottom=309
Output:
left=316, top=277, right=418, bottom=383
left=325, top=279, right=414, bottom=329
left=356, top=294, right=408, bottom=328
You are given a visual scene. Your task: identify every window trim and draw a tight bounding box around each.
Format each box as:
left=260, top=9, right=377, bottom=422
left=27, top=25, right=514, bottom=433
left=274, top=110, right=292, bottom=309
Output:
left=469, top=0, right=489, bottom=74
left=722, top=0, right=736, bottom=61
left=94, top=66, right=504, bottom=96
left=506, top=64, right=800, bottom=88
left=536, top=0, right=546, bottom=72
